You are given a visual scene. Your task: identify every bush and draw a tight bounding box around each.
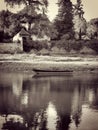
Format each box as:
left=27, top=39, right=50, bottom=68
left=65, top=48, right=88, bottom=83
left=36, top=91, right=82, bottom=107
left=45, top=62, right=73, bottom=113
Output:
left=51, top=39, right=83, bottom=52
left=52, top=39, right=70, bottom=51
left=80, top=46, right=96, bottom=55
left=31, top=41, right=42, bottom=51
left=71, top=40, right=83, bottom=51
left=85, top=39, right=98, bottom=53
left=50, top=40, right=58, bottom=48
left=50, top=39, right=98, bottom=54
left=61, top=34, right=71, bottom=40
left=39, top=48, right=50, bottom=55
left=23, top=37, right=50, bottom=52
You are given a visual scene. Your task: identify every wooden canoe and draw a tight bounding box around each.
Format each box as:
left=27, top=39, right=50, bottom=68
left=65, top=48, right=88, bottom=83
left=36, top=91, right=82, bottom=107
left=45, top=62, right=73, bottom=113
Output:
left=33, top=69, right=73, bottom=76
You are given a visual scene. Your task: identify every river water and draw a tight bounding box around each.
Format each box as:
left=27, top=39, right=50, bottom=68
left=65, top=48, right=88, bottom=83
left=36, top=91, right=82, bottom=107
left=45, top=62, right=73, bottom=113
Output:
left=0, top=72, right=98, bottom=130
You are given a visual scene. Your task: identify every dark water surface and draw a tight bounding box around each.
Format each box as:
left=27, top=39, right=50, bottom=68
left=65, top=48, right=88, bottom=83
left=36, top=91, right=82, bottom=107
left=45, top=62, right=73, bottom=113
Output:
left=0, top=72, right=98, bottom=130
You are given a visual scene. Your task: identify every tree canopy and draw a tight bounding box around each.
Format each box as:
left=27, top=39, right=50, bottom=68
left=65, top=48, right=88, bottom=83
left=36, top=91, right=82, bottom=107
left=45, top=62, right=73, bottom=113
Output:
left=4, top=0, right=48, bottom=7
left=4, top=0, right=49, bottom=32
left=54, top=0, right=74, bottom=39
left=0, top=10, right=22, bottom=42
left=73, top=0, right=86, bottom=39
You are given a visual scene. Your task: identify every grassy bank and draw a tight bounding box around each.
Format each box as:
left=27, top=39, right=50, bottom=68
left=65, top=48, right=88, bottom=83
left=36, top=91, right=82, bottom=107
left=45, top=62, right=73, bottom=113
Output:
left=0, top=54, right=98, bottom=72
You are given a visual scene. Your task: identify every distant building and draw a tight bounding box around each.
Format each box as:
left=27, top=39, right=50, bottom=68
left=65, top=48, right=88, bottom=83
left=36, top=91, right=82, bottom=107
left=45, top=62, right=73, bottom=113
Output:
left=13, top=28, right=30, bottom=41
left=13, top=28, right=30, bottom=52
left=13, top=32, right=22, bottom=43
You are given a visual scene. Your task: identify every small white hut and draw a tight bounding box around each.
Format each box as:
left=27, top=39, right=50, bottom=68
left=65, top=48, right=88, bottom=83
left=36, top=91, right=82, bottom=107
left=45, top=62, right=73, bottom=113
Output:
left=13, top=32, right=22, bottom=43
left=13, top=28, right=30, bottom=52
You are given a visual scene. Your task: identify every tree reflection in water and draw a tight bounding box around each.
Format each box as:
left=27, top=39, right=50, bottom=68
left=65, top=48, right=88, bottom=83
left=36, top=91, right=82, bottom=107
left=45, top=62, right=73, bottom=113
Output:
left=57, top=114, right=71, bottom=130
left=2, top=114, right=26, bottom=130
left=72, top=108, right=82, bottom=127
left=0, top=72, right=98, bottom=130
left=2, top=110, right=48, bottom=130
left=33, top=110, right=48, bottom=130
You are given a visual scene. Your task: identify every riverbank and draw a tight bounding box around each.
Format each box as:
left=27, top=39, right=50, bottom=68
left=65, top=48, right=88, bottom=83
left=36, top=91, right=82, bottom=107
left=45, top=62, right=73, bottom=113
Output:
left=0, top=54, right=98, bottom=73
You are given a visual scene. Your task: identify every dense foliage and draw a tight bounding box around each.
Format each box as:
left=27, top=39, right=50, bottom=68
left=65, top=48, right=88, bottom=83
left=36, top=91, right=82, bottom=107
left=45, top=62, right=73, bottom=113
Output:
left=4, top=0, right=48, bottom=6
left=54, top=0, right=74, bottom=39
left=0, top=10, right=21, bottom=42
left=0, top=0, right=98, bottom=54
left=73, top=0, right=87, bottom=40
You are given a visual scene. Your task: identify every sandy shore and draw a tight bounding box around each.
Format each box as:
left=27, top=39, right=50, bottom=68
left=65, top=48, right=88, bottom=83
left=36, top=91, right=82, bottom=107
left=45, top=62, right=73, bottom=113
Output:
left=0, top=54, right=98, bottom=72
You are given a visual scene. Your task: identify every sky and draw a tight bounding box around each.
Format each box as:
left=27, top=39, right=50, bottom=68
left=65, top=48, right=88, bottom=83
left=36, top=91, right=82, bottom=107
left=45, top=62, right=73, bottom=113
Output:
left=0, top=0, right=98, bottom=21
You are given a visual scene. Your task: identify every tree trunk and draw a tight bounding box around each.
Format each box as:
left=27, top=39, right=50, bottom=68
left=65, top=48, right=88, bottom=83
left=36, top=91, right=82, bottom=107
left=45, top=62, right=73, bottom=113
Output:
left=79, top=28, right=82, bottom=40
left=28, top=0, right=31, bottom=5
left=28, top=22, right=31, bottom=31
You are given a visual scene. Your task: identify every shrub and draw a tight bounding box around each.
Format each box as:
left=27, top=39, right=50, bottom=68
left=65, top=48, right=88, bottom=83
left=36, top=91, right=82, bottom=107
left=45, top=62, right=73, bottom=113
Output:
left=71, top=40, right=83, bottom=51
left=31, top=41, right=42, bottom=51
left=50, top=40, right=59, bottom=48
left=52, top=39, right=70, bottom=51
left=39, top=48, right=50, bottom=55
left=80, top=46, right=96, bottom=55
left=85, top=39, right=98, bottom=53
left=61, top=34, right=71, bottom=40
left=51, top=39, right=83, bottom=52
left=31, top=40, right=50, bottom=51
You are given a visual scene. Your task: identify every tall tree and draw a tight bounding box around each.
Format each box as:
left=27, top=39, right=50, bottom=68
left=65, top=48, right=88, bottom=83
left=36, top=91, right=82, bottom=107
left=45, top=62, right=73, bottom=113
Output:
left=0, top=10, right=11, bottom=32
left=73, top=0, right=85, bottom=39
left=54, top=0, right=74, bottom=39
left=0, top=10, right=22, bottom=41
left=76, top=0, right=84, bottom=18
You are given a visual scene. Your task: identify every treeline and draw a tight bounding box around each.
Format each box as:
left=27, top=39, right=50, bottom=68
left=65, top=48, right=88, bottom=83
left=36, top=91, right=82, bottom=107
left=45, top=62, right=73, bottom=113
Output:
left=0, top=0, right=98, bottom=54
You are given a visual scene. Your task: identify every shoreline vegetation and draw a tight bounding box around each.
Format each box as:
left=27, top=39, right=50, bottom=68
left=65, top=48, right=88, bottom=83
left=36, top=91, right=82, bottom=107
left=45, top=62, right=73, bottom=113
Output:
left=0, top=0, right=98, bottom=76
left=0, top=54, right=98, bottom=73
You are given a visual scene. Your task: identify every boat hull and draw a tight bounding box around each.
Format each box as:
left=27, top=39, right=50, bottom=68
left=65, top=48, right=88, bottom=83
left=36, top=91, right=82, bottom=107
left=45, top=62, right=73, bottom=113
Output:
left=33, top=69, right=73, bottom=76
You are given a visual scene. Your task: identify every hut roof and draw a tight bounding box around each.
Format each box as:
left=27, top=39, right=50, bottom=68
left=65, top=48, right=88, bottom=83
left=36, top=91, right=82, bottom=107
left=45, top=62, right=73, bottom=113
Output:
left=20, top=28, right=30, bottom=37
